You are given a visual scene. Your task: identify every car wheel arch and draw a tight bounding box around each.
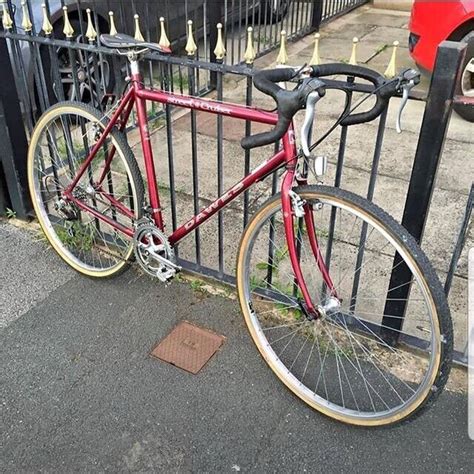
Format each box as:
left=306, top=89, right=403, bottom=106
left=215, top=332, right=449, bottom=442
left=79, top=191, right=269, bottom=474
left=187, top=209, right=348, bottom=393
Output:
left=447, top=18, right=474, bottom=42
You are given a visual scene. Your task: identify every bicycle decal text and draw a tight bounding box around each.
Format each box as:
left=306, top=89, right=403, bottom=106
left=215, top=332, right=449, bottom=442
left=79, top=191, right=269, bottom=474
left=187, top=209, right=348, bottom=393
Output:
left=183, top=182, right=245, bottom=230
left=167, top=96, right=233, bottom=115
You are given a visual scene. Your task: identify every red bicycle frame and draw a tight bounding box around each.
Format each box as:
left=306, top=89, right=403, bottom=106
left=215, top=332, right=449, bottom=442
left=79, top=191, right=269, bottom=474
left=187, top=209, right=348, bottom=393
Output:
left=64, top=66, right=336, bottom=313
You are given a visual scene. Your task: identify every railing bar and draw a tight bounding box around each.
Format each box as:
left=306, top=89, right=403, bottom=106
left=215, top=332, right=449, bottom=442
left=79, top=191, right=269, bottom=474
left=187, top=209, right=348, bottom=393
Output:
left=256, top=3, right=261, bottom=55
left=238, top=0, right=243, bottom=62
left=188, top=64, right=201, bottom=265
left=230, top=0, right=235, bottom=64
left=5, top=0, right=35, bottom=133
left=265, top=142, right=280, bottom=287
left=324, top=90, right=352, bottom=278
left=164, top=63, right=178, bottom=236
left=444, top=183, right=473, bottom=295
left=29, top=37, right=47, bottom=114
left=349, top=107, right=388, bottom=310
left=243, top=73, right=253, bottom=228
left=292, top=0, right=299, bottom=37
left=216, top=68, right=225, bottom=275
left=194, top=4, right=201, bottom=89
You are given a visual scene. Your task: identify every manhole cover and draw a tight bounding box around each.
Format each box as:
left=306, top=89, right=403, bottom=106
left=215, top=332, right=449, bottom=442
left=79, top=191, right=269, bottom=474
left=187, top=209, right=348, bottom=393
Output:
left=150, top=321, right=225, bottom=374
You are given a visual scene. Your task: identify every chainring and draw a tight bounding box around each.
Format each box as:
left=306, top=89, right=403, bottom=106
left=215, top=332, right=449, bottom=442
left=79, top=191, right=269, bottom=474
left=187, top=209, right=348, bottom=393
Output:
left=133, top=222, right=178, bottom=281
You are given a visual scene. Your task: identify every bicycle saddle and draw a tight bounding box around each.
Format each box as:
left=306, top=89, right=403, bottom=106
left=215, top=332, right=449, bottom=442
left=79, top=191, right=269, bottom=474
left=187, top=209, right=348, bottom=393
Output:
left=100, top=33, right=171, bottom=54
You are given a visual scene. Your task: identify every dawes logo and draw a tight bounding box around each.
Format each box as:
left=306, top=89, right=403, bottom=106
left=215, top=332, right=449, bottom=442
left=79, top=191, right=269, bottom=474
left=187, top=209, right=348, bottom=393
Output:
left=183, top=182, right=245, bottom=230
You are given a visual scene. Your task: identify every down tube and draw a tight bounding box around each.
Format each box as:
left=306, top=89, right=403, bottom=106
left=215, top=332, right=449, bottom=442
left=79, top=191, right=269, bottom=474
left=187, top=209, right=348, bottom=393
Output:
left=169, top=150, right=287, bottom=245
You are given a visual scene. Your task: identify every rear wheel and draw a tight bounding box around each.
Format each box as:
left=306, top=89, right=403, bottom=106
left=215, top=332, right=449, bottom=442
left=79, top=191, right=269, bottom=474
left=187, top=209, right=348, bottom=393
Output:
left=237, top=186, right=452, bottom=426
left=28, top=102, right=144, bottom=278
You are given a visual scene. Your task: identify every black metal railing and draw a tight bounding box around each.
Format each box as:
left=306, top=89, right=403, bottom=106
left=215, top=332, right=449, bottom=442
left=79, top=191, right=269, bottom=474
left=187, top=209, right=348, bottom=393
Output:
left=0, top=0, right=367, bottom=218
left=0, top=2, right=471, bottom=363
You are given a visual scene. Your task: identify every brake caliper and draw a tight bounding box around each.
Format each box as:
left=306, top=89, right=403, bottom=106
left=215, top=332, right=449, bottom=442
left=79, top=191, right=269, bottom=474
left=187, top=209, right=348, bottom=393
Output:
left=288, top=190, right=306, bottom=218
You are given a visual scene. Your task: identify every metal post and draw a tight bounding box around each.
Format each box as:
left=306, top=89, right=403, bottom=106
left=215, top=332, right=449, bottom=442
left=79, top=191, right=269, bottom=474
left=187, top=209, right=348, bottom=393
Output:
left=0, top=37, right=31, bottom=219
left=311, top=0, right=323, bottom=30
left=0, top=162, right=9, bottom=214
left=444, top=184, right=473, bottom=295
left=208, top=1, right=222, bottom=88
left=381, top=41, right=467, bottom=344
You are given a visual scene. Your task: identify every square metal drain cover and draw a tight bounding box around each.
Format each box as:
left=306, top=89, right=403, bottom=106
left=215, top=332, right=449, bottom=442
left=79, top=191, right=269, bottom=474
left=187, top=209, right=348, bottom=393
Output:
left=150, top=321, right=225, bottom=374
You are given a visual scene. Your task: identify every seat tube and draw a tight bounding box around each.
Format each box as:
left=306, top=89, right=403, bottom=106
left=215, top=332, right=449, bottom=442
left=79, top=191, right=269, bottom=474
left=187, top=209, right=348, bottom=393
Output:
left=280, top=130, right=318, bottom=314
left=132, top=61, right=163, bottom=229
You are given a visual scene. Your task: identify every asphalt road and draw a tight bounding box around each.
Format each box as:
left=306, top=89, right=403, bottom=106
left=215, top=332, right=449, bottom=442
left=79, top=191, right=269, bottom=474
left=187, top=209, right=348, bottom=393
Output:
left=1, top=222, right=472, bottom=472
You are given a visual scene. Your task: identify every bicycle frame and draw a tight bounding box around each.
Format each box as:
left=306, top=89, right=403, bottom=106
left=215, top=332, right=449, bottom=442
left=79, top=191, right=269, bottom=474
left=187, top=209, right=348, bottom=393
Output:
left=63, top=63, right=336, bottom=313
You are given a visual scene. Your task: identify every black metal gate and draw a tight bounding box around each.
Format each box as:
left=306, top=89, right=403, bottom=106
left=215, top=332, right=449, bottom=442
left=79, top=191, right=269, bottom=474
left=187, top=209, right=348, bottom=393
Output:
left=0, top=0, right=368, bottom=216
left=0, top=1, right=472, bottom=363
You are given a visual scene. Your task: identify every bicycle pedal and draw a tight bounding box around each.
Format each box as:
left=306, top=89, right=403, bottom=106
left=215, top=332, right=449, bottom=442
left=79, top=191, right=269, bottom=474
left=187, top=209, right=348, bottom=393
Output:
left=155, top=267, right=177, bottom=283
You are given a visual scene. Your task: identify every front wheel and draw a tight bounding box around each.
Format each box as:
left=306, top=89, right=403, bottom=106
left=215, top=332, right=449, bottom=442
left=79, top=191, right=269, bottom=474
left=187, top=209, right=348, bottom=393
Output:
left=236, top=185, right=452, bottom=426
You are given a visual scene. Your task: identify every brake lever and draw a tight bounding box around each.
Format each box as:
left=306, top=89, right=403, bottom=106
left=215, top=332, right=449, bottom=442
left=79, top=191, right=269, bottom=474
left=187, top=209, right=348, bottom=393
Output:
left=301, top=91, right=321, bottom=157
left=396, top=68, right=420, bottom=134
left=396, top=81, right=414, bottom=133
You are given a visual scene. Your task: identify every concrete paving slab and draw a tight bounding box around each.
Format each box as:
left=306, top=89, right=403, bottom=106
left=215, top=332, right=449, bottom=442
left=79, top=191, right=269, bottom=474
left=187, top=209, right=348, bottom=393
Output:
left=318, top=22, right=378, bottom=41
left=361, top=24, right=410, bottom=47
left=0, top=222, right=75, bottom=329
left=348, top=7, right=410, bottom=28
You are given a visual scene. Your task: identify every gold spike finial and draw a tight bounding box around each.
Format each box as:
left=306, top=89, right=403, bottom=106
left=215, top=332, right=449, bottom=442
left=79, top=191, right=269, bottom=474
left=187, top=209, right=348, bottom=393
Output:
left=310, top=32, right=321, bottom=66
left=384, top=40, right=399, bottom=78
left=213, top=23, right=226, bottom=61
left=185, top=20, right=197, bottom=56
left=108, top=11, right=117, bottom=36
left=243, top=27, right=256, bottom=64
left=41, top=4, right=53, bottom=35
left=62, top=6, right=74, bottom=38
left=158, top=16, right=170, bottom=49
left=21, top=1, right=32, bottom=32
left=349, top=37, right=358, bottom=65
left=276, top=30, right=288, bottom=65
left=2, top=4, right=13, bottom=30
left=134, top=13, right=144, bottom=41
left=85, top=9, right=97, bottom=42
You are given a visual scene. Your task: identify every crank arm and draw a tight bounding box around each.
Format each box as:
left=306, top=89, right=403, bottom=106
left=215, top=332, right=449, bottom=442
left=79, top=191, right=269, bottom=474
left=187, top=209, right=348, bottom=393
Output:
left=144, top=246, right=181, bottom=271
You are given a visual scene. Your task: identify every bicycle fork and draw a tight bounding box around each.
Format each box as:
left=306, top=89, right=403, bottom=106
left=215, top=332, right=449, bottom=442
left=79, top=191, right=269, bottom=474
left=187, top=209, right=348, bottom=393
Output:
left=280, top=170, right=338, bottom=319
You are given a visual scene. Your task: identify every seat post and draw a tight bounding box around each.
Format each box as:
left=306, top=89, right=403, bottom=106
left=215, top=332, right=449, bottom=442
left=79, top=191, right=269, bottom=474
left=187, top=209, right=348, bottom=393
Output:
left=127, top=52, right=140, bottom=76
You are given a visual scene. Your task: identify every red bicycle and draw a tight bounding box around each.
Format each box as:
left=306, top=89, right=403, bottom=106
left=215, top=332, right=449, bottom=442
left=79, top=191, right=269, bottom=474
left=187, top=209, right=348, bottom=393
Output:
left=28, top=34, right=452, bottom=426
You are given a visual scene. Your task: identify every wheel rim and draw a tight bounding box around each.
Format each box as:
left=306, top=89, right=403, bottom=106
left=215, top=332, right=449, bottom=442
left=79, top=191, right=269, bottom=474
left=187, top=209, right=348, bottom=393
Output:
left=239, top=191, right=441, bottom=424
left=461, top=58, right=474, bottom=97
left=29, top=107, right=139, bottom=275
left=55, top=36, right=111, bottom=103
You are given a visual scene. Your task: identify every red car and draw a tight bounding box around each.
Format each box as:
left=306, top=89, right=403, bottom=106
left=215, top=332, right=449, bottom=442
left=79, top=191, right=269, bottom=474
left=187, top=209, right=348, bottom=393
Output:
left=409, top=0, right=474, bottom=121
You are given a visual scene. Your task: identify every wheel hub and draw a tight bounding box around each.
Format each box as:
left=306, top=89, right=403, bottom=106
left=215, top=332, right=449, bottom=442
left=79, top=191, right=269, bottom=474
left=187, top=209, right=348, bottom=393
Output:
left=317, top=296, right=341, bottom=321
left=77, top=69, right=86, bottom=83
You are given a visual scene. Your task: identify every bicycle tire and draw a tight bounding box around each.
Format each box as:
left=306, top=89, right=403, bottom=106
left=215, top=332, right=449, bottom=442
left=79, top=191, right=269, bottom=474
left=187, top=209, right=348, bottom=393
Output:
left=236, top=185, right=452, bottom=426
left=28, top=101, right=144, bottom=278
